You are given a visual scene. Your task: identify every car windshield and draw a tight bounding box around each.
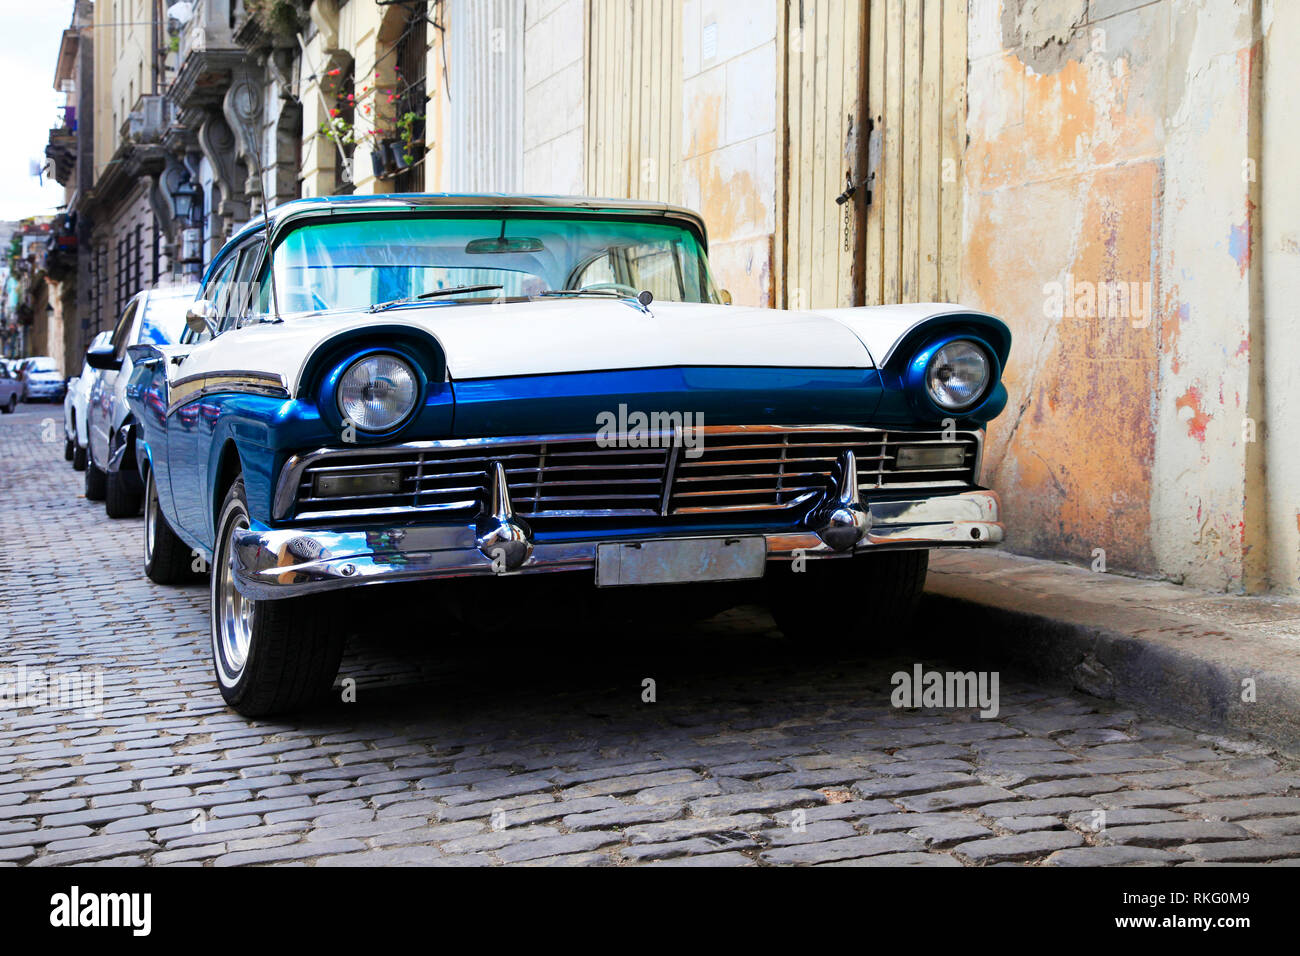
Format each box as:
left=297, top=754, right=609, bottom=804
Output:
left=259, top=213, right=720, bottom=314
left=139, top=295, right=192, bottom=346
left=28, top=358, right=57, bottom=372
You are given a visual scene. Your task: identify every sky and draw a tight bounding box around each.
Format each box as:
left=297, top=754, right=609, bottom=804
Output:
left=0, top=1, right=78, bottom=222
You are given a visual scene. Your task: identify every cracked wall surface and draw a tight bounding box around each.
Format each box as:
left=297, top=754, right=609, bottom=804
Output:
left=967, top=0, right=1290, bottom=593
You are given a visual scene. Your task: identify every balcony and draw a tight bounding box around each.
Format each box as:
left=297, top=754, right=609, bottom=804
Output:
left=169, top=0, right=245, bottom=120
left=119, top=95, right=174, bottom=145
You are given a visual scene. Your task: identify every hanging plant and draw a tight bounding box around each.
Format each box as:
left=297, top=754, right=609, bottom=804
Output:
left=244, top=0, right=307, bottom=38
left=396, top=112, right=425, bottom=166
left=319, top=114, right=355, bottom=146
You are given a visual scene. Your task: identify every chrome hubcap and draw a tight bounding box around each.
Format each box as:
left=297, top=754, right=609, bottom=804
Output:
left=144, top=474, right=157, bottom=564
left=216, top=511, right=254, bottom=680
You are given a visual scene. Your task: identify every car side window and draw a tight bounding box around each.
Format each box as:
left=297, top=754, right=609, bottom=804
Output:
left=193, top=254, right=239, bottom=344
left=223, top=240, right=265, bottom=332
left=572, top=254, right=617, bottom=289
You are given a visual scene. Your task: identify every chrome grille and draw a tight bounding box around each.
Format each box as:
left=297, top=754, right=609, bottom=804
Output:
left=291, top=437, right=671, bottom=521
left=280, top=426, right=981, bottom=521
left=666, top=428, right=877, bottom=514
left=861, top=429, right=982, bottom=492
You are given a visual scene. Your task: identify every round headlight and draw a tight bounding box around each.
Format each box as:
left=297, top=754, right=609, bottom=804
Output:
left=337, top=353, right=418, bottom=432
left=926, top=340, right=990, bottom=411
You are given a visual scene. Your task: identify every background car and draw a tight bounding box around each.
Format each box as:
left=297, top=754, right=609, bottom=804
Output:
left=64, top=330, right=111, bottom=468
left=19, top=356, right=65, bottom=402
left=0, top=361, right=23, bottom=413
left=85, top=285, right=196, bottom=516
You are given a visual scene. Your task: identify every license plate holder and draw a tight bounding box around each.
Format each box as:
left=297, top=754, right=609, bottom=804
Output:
left=595, top=536, right=767, bottom=587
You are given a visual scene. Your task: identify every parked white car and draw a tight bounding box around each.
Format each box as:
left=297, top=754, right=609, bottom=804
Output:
left=64, top=330, right=111, bottom=468
left=0, top=360, right=23, bottom=414
left=19, top=356, right=66, bottom=402
left=84, top=285, right=195, bottom=516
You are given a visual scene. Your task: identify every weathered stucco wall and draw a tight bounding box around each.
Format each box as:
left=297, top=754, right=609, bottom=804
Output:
left=521, top=0, right=585, bottom=194
left=1259, top=0, right=1300, bottom=594
left=967, top=0, right=1288, bottom=593
left=680, top=0, right=777, bottom=306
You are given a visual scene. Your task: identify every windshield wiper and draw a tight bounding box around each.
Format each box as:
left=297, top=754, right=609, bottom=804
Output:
left=419, top=284, right=503, bottom=299
left=369, top=284, right=505, bottom=313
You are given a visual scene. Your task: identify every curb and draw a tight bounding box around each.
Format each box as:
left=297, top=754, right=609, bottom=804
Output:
left=918, top=558, right=1300, bottom=756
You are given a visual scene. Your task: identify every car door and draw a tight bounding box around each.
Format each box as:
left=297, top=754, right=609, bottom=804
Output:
left=88, top=298, right=139, bottom=470
left=169, top=245, right=249, bottom=541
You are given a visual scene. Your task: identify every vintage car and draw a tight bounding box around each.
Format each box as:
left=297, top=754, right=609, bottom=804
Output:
left=64, top=330, right=112, bottom=467
left=84, top=285, right=195, bottom=515
left=126, top=195, right=1010, bottom=716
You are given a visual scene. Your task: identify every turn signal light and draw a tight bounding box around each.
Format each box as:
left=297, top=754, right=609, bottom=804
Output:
left=313, top=470, right=402, bottom=498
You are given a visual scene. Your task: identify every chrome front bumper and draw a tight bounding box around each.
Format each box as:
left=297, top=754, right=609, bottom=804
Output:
left=231, top=489, right=1002, bottom=600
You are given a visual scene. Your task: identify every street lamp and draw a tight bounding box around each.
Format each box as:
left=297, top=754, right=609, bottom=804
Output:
left=170, top=175, right=199, bottom=223
left=169, top=174, right=204, bottom=278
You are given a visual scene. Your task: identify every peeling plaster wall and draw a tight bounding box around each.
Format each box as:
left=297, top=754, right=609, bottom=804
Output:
left=521, top=0, right=585, bottom=194
left=967, top=0, right=1287, bottom=593
left=1260, top=0, right=1300, bottom=593
left=680, top=0, right=777, bottom=307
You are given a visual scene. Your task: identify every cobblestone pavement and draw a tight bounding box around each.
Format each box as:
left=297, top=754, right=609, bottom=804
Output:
left=3, top=404, right=1300, bottom=867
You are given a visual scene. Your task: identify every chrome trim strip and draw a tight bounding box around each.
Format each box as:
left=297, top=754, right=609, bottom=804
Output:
left=233, top=489, right=1003, bottom=599
left=168, top=370, right=289, bottom=415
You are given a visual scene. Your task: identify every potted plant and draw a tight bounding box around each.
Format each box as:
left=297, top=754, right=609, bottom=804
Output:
left=396, top=111, right=425, bottom=168
left=359, top=128, right=396, bottom=177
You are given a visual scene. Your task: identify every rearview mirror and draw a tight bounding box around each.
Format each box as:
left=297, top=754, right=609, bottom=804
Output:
left=465, top=236, right=545, bottom=254
left=186, top=299, right=218, bottom=337
left=85, top=340, right=122, bottom=372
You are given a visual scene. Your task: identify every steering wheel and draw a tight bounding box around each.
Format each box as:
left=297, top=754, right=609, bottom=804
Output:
left=579, top=282, right=640, bottom=296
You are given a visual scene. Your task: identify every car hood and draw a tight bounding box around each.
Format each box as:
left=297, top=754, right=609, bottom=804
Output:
left=171, top=299, right=1003, bottom=400
left=181, top=299, right=877, bottom=394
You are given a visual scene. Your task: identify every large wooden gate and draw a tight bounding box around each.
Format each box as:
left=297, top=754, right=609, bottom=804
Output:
left=778, top=0, right=967, bottom=309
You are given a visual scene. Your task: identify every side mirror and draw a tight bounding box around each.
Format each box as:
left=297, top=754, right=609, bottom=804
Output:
left=85, top=340, right=122, bottom=372
left=718, top=289, right=732, bottom=305
left=186, top=299, right=218, bottom=337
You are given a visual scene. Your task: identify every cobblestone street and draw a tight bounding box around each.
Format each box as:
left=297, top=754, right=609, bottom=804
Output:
left=2, top=405, right=1299, bottom=867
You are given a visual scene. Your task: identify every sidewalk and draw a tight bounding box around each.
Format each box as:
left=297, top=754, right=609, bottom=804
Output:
left=922, top=550, right=1300, bottom=754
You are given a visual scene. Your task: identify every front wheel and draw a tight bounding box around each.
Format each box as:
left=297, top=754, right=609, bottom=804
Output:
left=2, top=394, right=15, bottom=414
left=72, top=441, right=87, bottom=471
left=211, top=478, right=345, bottom=716
left=84, top=460, right=107, bottom=501
left=105, top=468, right=143, bottom=518
left=766, top=550, right=930, bottom=645
left=144, top=467, right=196, bottom=585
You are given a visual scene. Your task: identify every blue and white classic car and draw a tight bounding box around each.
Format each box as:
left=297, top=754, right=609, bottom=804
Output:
left=127, top=194, right=1010, bottom=716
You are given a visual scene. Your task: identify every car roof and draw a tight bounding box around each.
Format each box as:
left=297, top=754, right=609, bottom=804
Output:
left=123, top=284, right=200, bottom=311
left=226, top=193, right=710, bottom=248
